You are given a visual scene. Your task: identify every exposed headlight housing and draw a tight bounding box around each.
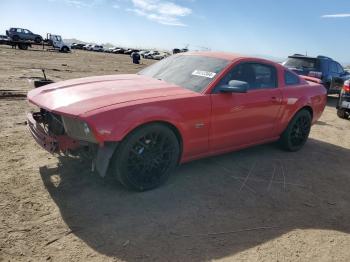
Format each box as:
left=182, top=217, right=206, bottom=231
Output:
left=83, top=122, right=91, bottom=135
left=61, top=116, right=97, bottom=143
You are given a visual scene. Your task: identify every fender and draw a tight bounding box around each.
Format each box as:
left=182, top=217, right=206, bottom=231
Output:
left=84, top=103, right=188, bottom=145
left=85, top=105, right=188, bottom=178
left=82, top=95, right=212, bottom=160
left=276, top=96, right=313, bottom=135
left=108, top=105, right=186, bottom=142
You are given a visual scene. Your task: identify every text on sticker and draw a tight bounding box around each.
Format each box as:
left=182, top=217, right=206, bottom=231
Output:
left=192, top=70, right=217, bottom=79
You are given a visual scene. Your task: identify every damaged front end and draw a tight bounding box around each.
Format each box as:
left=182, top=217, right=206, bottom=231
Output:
left=27, top=109, right=117, bottom=177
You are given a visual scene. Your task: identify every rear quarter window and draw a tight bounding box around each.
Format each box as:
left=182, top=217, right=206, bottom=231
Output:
left=285, top=70, right=300, bottom=85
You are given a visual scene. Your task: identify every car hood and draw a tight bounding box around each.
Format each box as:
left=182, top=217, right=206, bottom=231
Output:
left=27, top=74, right=195, bottom=116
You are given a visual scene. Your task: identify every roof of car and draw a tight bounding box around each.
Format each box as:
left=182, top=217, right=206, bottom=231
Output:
left=288, top=54, right=334, bottom=61
left=181, top=51, right=278, bottom=64
left=182, top=51, right=243, bottom=61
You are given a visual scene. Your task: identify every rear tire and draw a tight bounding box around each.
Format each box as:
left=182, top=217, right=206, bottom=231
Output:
left=111, top=124, right=180, bottom=191
left=337, top=109, right=348, bottom=119
left=18, top=43, right=28, bottom=50
left=279, top=109, right=312, bottom=152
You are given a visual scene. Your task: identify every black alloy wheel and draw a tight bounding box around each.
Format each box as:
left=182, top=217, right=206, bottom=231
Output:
left=280, top=109, right=312, bottom=152
left=112, top=124, right=180, bottom=191
left=290, top=115, right=310, bottom=147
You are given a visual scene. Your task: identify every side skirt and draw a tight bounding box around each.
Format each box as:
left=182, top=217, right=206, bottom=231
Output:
left=180, top=136, right=280, bottom=164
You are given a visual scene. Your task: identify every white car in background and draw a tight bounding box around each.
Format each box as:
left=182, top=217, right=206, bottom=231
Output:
left=138, top=50, right=149, bottom=57
left=90, top=45, right=104, bottom=52
left=105, top=47, right=116, bottom=53
left=83, top=44, right=93, bottom=50
left=153, top=52, right=170, bottom=60
left=144, top=50, right=160, bottom=59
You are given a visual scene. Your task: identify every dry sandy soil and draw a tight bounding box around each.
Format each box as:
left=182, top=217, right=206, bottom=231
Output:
left=0, top=45, right=350, bottom=262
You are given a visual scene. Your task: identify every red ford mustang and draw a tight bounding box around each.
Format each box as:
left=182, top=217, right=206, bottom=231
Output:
left=27, top=52, right=327, bottom=191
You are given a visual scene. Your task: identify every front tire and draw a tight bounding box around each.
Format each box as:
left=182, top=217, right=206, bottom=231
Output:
left=280, top=109, right=312, bottom=152
left=61, top=46, right=69, bottom=53
left=111, top=124, right=180, bottom=191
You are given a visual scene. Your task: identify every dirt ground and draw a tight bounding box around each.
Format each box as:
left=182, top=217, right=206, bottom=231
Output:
left=0, top=45, right=350, bottom=262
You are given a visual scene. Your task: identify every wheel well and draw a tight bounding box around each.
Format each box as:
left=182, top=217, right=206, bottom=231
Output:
left=300, top=106, right=313, bottom=119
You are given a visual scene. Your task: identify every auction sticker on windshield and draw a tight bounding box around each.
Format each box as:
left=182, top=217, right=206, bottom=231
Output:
left=192, top=70, right=217, bottom=79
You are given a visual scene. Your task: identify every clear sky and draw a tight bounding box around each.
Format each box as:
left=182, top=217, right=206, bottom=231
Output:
left=1, top=0, right=349, bottom=63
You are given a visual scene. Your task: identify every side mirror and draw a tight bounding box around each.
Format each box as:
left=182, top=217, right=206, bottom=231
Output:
left=219, top=80, right=249, bottom=93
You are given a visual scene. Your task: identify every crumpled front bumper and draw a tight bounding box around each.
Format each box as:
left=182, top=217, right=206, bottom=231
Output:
left=27, top=112, right=117, bottom=177
left=26, top=112, right=79, bottom=153
left=27, top=112, right=58, bottom=153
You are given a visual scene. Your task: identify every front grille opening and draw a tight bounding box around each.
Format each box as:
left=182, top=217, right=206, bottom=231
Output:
left=40, top=109, right=65, bottom=136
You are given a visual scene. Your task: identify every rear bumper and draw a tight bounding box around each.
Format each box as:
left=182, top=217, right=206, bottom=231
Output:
left=338, top=94, right=350, bottom=110
left=27, top=113, right=79, bottom=153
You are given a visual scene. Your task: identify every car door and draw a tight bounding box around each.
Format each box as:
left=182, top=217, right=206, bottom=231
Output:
left=52, top=35, right=61, bottom=48
left=23, top=29, right=32, bottom=40
left=16, top=28, right=25, bottom=39
left=209, top=62, right=282, bottom=152
left=329, top=62, right=343, bottom=92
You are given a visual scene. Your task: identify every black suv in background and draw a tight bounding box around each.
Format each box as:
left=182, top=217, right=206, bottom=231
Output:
left=283, top=54, right=350, bottom=94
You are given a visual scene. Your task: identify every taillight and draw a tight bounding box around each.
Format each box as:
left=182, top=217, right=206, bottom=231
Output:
left=308, top=71, right=322, bottom=79
left=343, top=80, right=350, bottom=93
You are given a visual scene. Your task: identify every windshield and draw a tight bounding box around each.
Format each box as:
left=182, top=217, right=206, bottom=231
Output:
left=283, top=57, right=318, bottom=70
left=138, top=55, right=230, bottom=92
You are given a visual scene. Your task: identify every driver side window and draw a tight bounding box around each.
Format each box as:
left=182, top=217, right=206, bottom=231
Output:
left=215, top=62, right=277, bottom=91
